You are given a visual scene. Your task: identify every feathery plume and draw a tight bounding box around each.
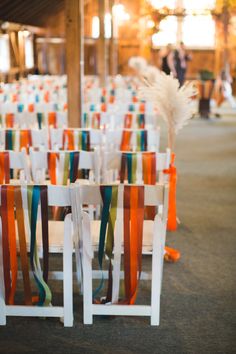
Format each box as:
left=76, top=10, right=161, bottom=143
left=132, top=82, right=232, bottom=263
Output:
left=138, top=71, right=197, bottom=149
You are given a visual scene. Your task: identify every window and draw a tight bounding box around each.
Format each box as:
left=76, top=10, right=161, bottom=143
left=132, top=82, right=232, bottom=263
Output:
left=92, top=16, right=100, bottom=38
left=183, top=0, right=215, bottom=13
left=148, top=0, right=176, bottom=9
left=152, top=16, right=177, bottom=47
left=105, top=13, right=112, bottom=39
left=0, top=34, right=10, bottom=72
left=24, top=33, right=34, bottom=69
left=182, top=15, right=215, bottom=47
left=151, top=0, right=216, bottom=48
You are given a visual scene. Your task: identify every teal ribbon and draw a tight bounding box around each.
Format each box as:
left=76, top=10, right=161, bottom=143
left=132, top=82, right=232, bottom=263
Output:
left=128, top=104, right=135, bottom=112
left=6, top=130, right=13, bottom=150
left=93, top=186, right=112, bottom=298
left=30, top=186, right=46, bottom=305
left=90, top=104, right=96, bottom=112
left=29, top=186, right=52, bottom=306
left=127, top=153, right=132, bottom=184
left=17, top=103, right=24, bottom=113
left=37, top=113, right=44, bottom=129
left=83, top=113, right=88, bottom=128
left=138, top=114, right=145, bottom=128
left=69, top=152, right=74, bottom=182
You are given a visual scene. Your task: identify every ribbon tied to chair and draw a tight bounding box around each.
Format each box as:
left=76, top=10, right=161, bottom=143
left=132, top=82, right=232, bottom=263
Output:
left=0, top=151, right=10, bottom=184
left=0, top=185, right=51, bottom=306
left=164, top=152, right=177, bottom=232
left=94, top=185, right=144, bottom=305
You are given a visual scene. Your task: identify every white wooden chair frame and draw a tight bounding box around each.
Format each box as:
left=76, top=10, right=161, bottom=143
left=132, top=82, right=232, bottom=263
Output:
left=29, top=149, right=101, bottom=184
left=105, top=128, right=160, bottom=152
left=8, top=149, right=31, bottom=183
left=0, top=128, right=48, bottom=151
left=76, top=183, right=168, bottom=325
left=102, top=149, right=171, bottom=184
left=0, top=185, right=74, bottom=327
left=50, top=128, right=103, bottom=151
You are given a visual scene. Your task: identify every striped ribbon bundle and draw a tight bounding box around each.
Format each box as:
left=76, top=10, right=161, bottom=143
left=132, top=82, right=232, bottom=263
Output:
left=4, top=129, right=32, bottom=151
left=1, top=185, right=51, bottom=306
left=120, top=130, right=147, bottom=151
left=120, top=152, right=156, bottom=185
left=47, top=151, right=80, bottom=185
left=83, top=113, right=101, bottom=129
left=63, top=129, right=91, bottom=151
left=124, top=113, right=145, bottom=129
left=95, top=185, right=144, bottom=305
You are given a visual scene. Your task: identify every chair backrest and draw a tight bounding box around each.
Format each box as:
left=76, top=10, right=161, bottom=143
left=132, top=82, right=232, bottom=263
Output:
left=103, top=149, right=171, bottom=184
left=50, top=128, right=103, bottom=151
left=0, top=184, right=74, bottom=326
left=0, top=128, right=48, bottom=151
left=0, top=150, right=31, bottom=183
left=30, top=149, right=101, bottom=184
left=74, top=183, right=168, bottom=324
left=105, top=128, right=160, bottom=151
left=108, top=112, right=157, bottom=130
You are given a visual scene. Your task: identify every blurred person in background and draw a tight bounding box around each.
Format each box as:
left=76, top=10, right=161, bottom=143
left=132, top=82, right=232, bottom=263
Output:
left=161, top=44, right=176, bottom=76
left=174, top=41, right=192, bottom=86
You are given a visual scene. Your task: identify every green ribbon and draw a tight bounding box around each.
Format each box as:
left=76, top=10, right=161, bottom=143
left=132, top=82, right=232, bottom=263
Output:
left=62, top=152, right=70, bottom=185
left=37, top=113, right=44, bottom=129
left=28, top=186, right=52, bottom=306
left=137, top=114, right=145, bottom=128
left=105, top=185, right=118, bottom=258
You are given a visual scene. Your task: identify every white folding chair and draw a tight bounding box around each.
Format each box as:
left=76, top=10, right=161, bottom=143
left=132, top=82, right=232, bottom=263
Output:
left=102, top=149, right=171, bottom=184
left=76, top=183, right=168, bottom=325
left=29, top=149, right=101, bottom=185
left=50, top=128, right=103, bottom=151
left=105, top=128, right=160, bottom=152
left=7, top=150, right=30, bottom=183
left=0, top=128, right=48, bottom=151
left=0, top=185, right=74, bottom=327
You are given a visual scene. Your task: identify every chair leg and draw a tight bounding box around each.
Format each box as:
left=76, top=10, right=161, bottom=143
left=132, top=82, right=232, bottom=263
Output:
left=150, top=215, right=163, bottom=326
left=0, top=220, right=6, bottom=325
left=63, top=214, right=73, bottom=327
left=0, top=296, right=6, bottom=325
left=82, top=212, right=93, bottom=324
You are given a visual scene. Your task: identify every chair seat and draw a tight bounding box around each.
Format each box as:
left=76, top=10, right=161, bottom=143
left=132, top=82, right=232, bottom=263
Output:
left=27, top=219, right=154, bottom=254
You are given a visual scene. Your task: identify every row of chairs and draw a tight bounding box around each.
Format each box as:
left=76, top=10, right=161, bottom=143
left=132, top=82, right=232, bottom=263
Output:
left=0, top=128, right=160, bottom=152
left=0, top=149, right=170, bottom=186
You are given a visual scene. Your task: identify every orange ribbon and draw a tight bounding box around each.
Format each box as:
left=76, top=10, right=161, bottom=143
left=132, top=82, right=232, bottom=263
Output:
left=164, top=153, right=177, bottom=231
left=20, top=130, right=32, bottom=152
left=7, top=186, right=18, bottom=304
left=48, top=112, right=57, bottom=128
left=28, top=103, right=34, bottom=113
left=48, top=152, right=58, bottom=184
left=124, top=113, right=133, bottom=129
left=139, top=103, right=145, bottom=113
left=63, top=129, right=74, bottom=150
left=142, top=152, right=156, bottom=220
left=6, top=113, right=14, bottom=128
left=0, top=152, right=10, bottom=184
left=120, top=131, right=132, bottom=151
left=124, top=186, right=144, bottom=304
left=92, top=113, right=101, bottom=129
left=15, top=187, right=32, bottom=305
